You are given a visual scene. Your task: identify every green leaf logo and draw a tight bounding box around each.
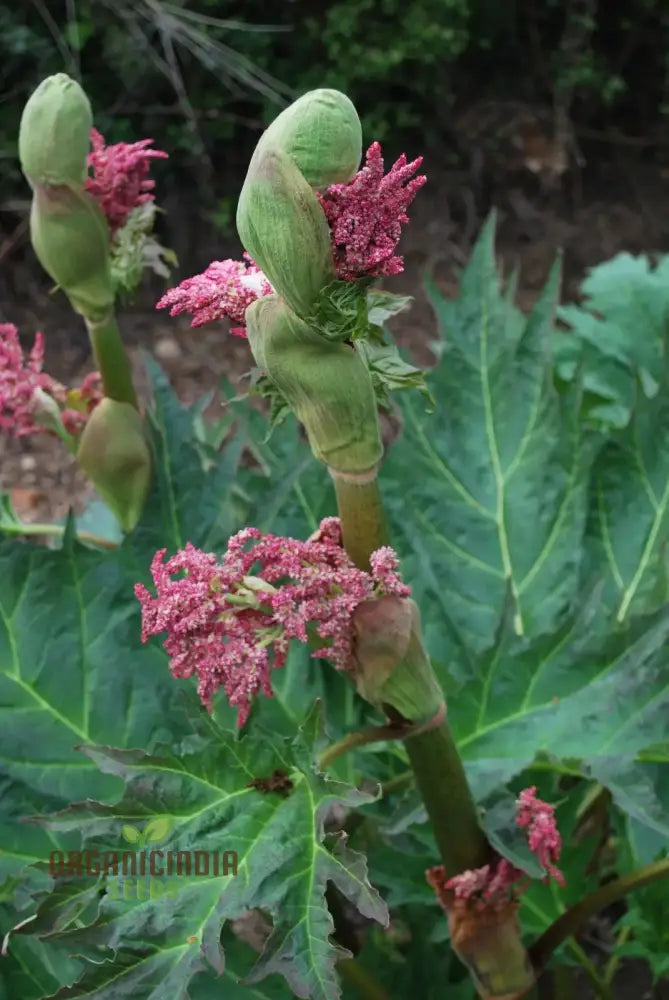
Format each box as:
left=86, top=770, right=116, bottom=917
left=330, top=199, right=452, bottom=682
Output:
left=144, top=817, right=173, bottom=844
left=120, top=818, right=173, bottom=848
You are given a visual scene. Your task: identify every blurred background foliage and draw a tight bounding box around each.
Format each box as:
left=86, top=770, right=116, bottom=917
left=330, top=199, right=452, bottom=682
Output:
left=2, top=0, right=669, bottom=215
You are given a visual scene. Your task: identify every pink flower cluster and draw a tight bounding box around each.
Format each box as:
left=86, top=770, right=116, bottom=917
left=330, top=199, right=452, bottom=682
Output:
left=318, top=142, right=426, bottom=280
left=154, top=141, right=425, bottom=330
left=156, top=254, right=273, bottom=335
left=516, top=785, right=564, bottom=883
left=0, top=324, right=101, bottom=439
left=135, top=517, right=410, bottom=726
left=85, top=128, right=168, bottom=236
left=60, top=371, right=104, bottom=435
left=435, top=787, right=564, bottom=908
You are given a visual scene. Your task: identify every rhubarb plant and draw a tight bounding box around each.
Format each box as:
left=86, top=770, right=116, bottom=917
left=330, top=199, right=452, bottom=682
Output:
left=0, top=77, right=668, bottom=1000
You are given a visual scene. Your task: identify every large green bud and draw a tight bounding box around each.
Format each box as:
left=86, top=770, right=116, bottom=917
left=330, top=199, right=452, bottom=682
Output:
left=236, top=89, right=362, bottom=317
left=246, top=295, right=382, bottom=475
left=258, top=88, right=362, bottom=189
left=19, top=73, right=114, bottom=323
left=19, top=73, right=92, bottom=186
left=76, top=400, right=151, bottom=533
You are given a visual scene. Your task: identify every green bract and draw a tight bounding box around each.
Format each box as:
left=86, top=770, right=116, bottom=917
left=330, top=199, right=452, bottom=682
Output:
left=76, top=399, right=151, bottom=533
left=19, top=73, right=92, bottom=187
left=246, top=295, right=383, bottom=474
left=29, top=185, right=113, bottom=321
left=237, top=146, right=335, bottom=318
left=351, top=596, right=444, bottom=721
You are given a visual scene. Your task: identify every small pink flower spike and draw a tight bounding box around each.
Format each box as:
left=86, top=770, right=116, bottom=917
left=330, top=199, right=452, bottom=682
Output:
left=443, top=788, right=564, bottom=905
left=0, top=323, right=102, bottom=439
left=516, top=786, right=565, bottom=885
left=156, top=254, right=273, bottom=333
left=134, top=518, right=410, bottom=726
left=85, top=127, right=168, bottom=235
left=0, top=324, right=59, bottom=436
left=317, top=141, right=426, bottom=280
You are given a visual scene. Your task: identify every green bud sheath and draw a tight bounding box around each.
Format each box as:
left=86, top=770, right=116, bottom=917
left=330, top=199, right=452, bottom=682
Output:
left=351, top=597, right=445, bottom=723
left=76, top=400, right=151, bottom=533
left=259, top=89, right=362, bottom=189
left=19, top=73, right=92, bottom=187
left=30, top=184, right=114, bottom=322
left=237, top=146, right=335, bottom=318
left=246, top=295, right=383, bottom=475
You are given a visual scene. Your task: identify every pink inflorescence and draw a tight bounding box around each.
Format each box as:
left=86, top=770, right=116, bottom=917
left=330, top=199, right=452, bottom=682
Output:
left=441, top=787, right=564, bottom=907
left=155, top=254, right=273, bottom=334
left=1, top=324, right=57, bottom=436
left=0, top=324, right=101, bottom=439
left=60, top=371, right=104, bottom=436
left=134, top=517, right=410, bottom=727
left=317, top=141, right=426, bottom=280
left=85, top=127, right=168, bottom=235
left=516, top=786, right=564, bottom=884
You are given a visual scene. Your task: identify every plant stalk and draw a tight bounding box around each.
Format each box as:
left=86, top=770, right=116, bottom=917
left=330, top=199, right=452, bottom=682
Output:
left=0, top=520, right=118, bottom=550
left=330, top=466, right=490, bottom=874
left=404, top=716, right=491, bottom=874
left=529, top=858, right=669, bottom=974
left=86, top=312, right=138, bottom=408
left=331, top=471, right=388, bottom=570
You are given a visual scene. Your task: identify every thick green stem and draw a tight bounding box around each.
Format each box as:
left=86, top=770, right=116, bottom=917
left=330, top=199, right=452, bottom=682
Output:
left=529, top=858, right=669, bottom=974
left=405, top=717, right=491, bottom=873
left=330, top=471, right=388, bottom=571
left=330, top=467, right=489, bottom=874
left=86, top=312, right=137, bottom=408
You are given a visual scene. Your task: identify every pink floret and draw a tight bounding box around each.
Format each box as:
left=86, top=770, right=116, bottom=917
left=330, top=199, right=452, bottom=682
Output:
left=156, top=255, right=273, bottom=333
left=135, top=519, right=410, bottom=726
left=85, top=127, right=168, bottom=235
left=441, top=787, right=564, bottom=906
left=1, top=324, right=102, bottom=439
left=0, top=324, right=65, bottom=437
left=317, top=141, right=426, bottom=280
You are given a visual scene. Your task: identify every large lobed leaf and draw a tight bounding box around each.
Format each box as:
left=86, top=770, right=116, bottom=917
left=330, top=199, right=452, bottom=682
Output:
left=382, top=216, right=595, bottom=656
left=26, top=710, right=387, bottom=1000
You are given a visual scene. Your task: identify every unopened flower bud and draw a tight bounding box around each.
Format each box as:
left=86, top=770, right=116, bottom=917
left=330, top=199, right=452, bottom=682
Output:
left=19, top=73, right=92, bottom=187
left=30, top=184, right=113, bottom=322
left=76, top=399, right=151, bottom=532
left=351, top=596, right=444, bottom=722
left=236, top=146, right=335, bottom=318
left=245, top=295, right=382, bottom=475
left=259, top=89, right=362, bottom=189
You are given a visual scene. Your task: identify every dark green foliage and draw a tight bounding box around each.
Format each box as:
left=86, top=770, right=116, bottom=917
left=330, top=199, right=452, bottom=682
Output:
left=1, top=220, right=669, bottom=997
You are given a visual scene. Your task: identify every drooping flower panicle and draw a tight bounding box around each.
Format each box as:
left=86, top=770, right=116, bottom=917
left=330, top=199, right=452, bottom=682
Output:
left=134, top=517, right=409, bottom=726
left=86, top=127, right=168, bottom=236
left=0, top=323, right=102, bottom=439
left=155, top=254, right=273, bottom=335
left=317, top=141, right=426, bottom=280
left=430, top=787, right=564, bottom=908
left=516, top=786, right=563, bottom=883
